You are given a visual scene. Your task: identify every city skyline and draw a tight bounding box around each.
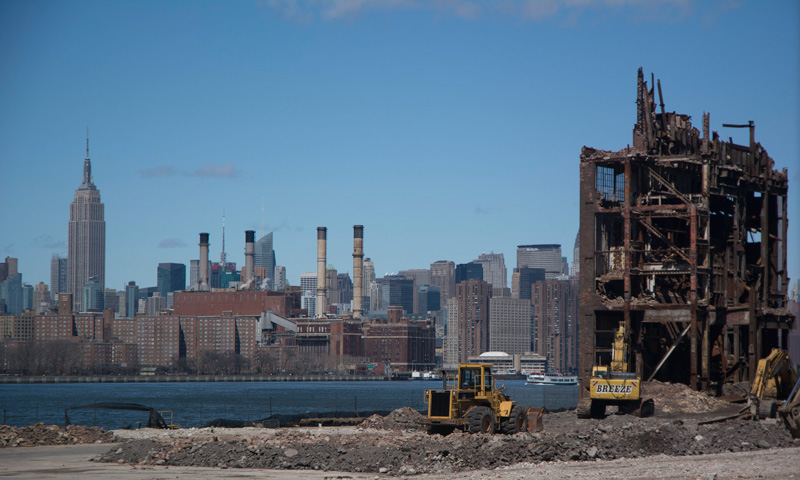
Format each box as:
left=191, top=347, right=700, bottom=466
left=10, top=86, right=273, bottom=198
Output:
left=1, top=1, right=797, bottom=292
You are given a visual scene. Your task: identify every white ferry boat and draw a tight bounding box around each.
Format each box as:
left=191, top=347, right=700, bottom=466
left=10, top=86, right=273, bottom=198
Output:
left=525, top=372, right=579, bottom=386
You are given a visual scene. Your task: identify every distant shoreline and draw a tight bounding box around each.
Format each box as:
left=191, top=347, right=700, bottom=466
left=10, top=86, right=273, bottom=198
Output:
left=0, top=374, right=393, bottom=384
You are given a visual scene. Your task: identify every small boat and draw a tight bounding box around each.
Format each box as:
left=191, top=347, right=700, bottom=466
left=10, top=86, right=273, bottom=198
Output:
left=410, top=371, right=441, bottom=381
left=525, top=372, right=579, bottom=385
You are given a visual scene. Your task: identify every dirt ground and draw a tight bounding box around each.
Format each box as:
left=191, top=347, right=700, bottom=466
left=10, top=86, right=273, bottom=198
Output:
left=3, top=381, right=800, bottom=479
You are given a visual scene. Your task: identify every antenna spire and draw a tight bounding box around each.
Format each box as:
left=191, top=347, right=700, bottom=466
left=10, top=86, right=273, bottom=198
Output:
left=80, top=128, right=95, bottom=189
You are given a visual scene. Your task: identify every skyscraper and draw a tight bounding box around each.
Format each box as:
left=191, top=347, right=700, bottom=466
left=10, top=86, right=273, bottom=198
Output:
left=516, top=244, right=563, bottom=279
left=362, top=258, right=375, bottom=313
left=125, top=281, right=139, bottom=318
left=473, top=252, right=507, bottom=289
left=376, top=275, right=415, bottom=315
left=273, top=266, right=286, bottom=291
left=300, top=272, right=318, bottom=317
left=455, top=279, right=492, bottom=363
left=255, top=233, right=276, bottom=289
left=489, top=297, right=531, bottom=355
left=455, top=262, right=483, bottom=284
left=430, top=260, right=455, bottom=303
left=50, top=254, right=67, bottom=300
left=157, top=263, right=186, bottom=298
left=67, top=138, right=105, bottom=312
left=82, top=276, right=104, bottom=311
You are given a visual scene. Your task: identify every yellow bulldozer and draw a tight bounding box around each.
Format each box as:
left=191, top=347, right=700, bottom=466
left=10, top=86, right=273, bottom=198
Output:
left=577, top=324, right=654, bottom=418
left=421, top=363, right=527, bottom=435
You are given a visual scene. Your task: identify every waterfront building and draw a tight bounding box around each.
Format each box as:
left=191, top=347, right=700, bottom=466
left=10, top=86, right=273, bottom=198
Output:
left=362, top=317, right=435, bottom=373
left=67, top=139, right=106, bottom=312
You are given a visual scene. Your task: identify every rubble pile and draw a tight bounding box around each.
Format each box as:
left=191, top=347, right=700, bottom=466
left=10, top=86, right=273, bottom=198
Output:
left=360, top=407, right=426, bottom=431
left=0, top=423, right=115, bottom=447
left=642, top=381, right=729, bottom=414
left=96, top=409, right=798, bottom=474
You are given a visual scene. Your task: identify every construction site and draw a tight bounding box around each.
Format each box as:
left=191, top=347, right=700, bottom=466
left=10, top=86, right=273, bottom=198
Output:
left=1, top=69, right=797, bottom=480
left=578, top=68, right=794, bottom=393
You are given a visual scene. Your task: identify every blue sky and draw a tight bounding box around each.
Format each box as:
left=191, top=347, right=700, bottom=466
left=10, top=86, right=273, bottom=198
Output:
left=1, top=0, right=798, bottom=291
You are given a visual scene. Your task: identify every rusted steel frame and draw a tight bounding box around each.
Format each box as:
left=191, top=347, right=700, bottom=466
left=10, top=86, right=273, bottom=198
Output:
left=648, top=167, right=692, bottom=205
left=632, top=204, right=691, bottom=212
left=761, top=188, right=770, bottom=310
left=623, top=158, right=633, bottom=374
left=647, top=322, right=691, bottom=381
left=595, top=204, right=692, bottom=215
left=690, top=204, right=698, bottom=389
left=781, top=193, right=788, bottom=303
left=635, top=216, right=692, bottom=264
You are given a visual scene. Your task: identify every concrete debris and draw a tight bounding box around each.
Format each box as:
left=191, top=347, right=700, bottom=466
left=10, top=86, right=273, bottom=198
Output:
left=0, top=423, right=115, bottom=447
left=642, top=381, right=729, bottom=414
left=94, top=406, right=798, bottom=475
left=359, top=407, right=426, bottom=431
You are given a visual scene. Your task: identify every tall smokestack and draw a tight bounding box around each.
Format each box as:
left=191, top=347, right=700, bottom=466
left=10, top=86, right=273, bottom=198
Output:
left=316, top=227, right=327, bottom=318
left=353, top=225, right=364, bottom=318
left=199, top=232, right=209, bottom=291
left=244, top=230, right=255, bottom=289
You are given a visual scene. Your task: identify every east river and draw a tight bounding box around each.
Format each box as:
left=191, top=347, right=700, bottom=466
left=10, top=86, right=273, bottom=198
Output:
left=0, top=380, right=578, bottom=429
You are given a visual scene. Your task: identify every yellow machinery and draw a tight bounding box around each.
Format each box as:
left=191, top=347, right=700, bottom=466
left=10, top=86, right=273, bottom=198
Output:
left=749, top=348, right=797, bottom=419
left=577, top=324, right=654, bottom=418
left=778, top=376, right=800, bottom=438
left=421, top=363, right=526, bottom=434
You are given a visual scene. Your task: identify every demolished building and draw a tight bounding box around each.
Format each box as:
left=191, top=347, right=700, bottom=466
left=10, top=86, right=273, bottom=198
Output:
left=578, top=68, right=794, bottom=392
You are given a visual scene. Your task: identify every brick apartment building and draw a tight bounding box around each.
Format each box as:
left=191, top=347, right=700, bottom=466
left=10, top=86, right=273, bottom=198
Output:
left=173, top=291, right=292, bottom=317
left=362, top=314, right=435, bottom=373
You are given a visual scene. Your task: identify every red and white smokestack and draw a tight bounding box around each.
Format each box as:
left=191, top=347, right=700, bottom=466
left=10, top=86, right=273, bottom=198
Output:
left=353, top=225, right=364, bottom=318
left=244, top=230, right=255, bottom=289
left=199, top=232, right=210, bottom=291
left=316, top=227, right=327, bottom=318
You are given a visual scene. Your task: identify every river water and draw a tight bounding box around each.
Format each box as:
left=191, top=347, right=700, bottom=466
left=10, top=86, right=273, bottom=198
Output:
left=0, top=380, right=578, bottom=429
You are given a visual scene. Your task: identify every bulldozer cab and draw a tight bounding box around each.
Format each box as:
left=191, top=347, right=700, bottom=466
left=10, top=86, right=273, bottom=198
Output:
left=457, top=364, right=493, bottom=399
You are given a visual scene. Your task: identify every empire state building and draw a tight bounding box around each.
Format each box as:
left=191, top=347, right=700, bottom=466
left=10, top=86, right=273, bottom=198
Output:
left=67, top=138, right=105, bottom=312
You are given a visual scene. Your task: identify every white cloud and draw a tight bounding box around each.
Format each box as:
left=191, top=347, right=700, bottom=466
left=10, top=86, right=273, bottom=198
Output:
left=158, top=238, right=188, bottom=248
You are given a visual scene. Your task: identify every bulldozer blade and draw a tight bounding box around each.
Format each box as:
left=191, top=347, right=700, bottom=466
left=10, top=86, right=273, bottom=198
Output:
left=526, top=407, right=544, bottom=432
